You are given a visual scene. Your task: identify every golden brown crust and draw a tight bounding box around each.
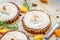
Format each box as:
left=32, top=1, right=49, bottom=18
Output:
left=5, top=2, right=20, bottom=24
left=22, top=10, right=51, bottom=34
left=0, top=30, right=30, bottom=40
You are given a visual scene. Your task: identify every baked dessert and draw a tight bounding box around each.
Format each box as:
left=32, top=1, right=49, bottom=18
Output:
left=0, top=2, right=20, bottom=24
left=22, top=11, right=51, bottom=34
left=1, top=31, right=29, bottom=40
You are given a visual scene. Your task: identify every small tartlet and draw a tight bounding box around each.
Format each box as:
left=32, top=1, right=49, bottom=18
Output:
left=22, top=10, right=51, bottom=34
left=0, top=2, right=20, bottom=24
left=0, top=30, right=30, bottom=40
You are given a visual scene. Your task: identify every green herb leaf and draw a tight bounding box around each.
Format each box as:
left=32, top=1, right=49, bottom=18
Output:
left=0, top=21, right=5, bottom=26
left=0, top=21, right=18, bottom=29
left=24, top=0, right=31, bottom=11
left=6, top=24, right=18, bottom=29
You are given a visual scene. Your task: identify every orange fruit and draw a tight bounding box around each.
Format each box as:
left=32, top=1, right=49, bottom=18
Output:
left=0, top=27, right=8, bottom=34
left=20, top=6, right=28, bottom=13
left=40, top=0, right=47, bottom=3
left=34, top=34, right=45, bottom=40
left=54, top=29, right=60, bottom=37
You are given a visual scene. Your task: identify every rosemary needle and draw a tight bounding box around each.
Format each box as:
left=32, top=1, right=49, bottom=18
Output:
left=24, top=0, right=31, bottom=11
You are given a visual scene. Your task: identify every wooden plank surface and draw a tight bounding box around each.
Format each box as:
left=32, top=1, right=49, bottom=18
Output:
left=0, top=0, right=60, bottom=40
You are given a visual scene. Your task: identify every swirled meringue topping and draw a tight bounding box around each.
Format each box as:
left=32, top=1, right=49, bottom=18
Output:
left=1, top=31, right=28, bottom=40
left=0, top=2, right=18, bottom=21
left=23, top=11, right=50, bottom=29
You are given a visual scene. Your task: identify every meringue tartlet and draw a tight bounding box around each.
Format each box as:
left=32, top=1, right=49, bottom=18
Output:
left=1, top=31, right=29, bottom=40
left=0, top=2, right=20, bottom=24
left=22, top=11, right=51, bottom=34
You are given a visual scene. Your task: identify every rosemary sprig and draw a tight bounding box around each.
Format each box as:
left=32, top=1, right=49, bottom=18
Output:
left=24, top=0, right=31, bottom=11
left=0, top=21, right=18, bottom=29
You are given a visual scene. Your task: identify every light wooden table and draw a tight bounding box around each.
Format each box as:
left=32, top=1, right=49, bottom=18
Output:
left=0, top=0, right=60, bottom=40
